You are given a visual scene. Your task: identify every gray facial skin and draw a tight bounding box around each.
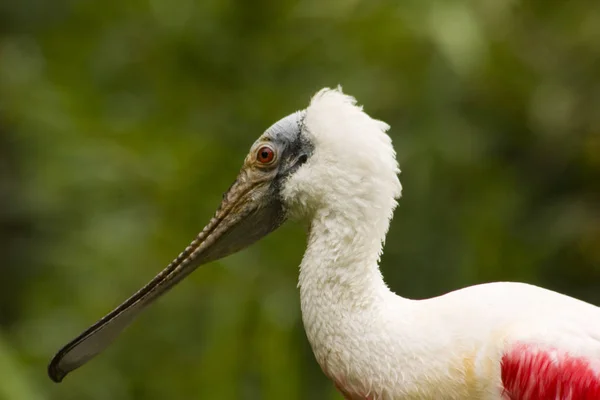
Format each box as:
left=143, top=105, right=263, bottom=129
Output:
left=48, top=111, right=312, bottom=382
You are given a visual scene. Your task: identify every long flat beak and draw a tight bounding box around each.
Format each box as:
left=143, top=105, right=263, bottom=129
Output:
left=48, top=171, right=285, bottom=382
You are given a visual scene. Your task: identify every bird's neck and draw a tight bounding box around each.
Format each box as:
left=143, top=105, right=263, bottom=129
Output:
left=297, top=203, right=407, bottom=390
left=298, top=203, right=397, bottom=330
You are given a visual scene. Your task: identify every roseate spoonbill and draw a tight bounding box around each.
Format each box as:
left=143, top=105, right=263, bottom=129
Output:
left=49, top=88, right=600, bottom=399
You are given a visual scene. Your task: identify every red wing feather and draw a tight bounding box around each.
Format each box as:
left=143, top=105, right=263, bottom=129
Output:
left=501, top=343, right=600, bottom=400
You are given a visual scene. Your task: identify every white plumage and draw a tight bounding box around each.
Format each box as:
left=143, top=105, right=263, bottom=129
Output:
left=280, top=88, right=600, bottom=399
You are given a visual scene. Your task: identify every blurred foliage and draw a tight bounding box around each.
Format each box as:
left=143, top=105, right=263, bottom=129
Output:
left=1, top=0, right=599, bottom=399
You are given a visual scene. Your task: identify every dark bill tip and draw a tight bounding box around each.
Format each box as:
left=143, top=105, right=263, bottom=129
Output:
left=48, top=361, right=66, bottom=383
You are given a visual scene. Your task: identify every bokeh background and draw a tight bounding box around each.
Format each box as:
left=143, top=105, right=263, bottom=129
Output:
left=1, top=0, right=599, bottom=399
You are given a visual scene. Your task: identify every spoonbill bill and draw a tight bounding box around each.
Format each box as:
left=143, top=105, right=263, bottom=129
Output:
left=49, top=88, right=600, bottom=399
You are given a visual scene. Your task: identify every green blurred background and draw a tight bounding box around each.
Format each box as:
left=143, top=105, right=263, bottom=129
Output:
left=1, top=0, right=599, bottom=399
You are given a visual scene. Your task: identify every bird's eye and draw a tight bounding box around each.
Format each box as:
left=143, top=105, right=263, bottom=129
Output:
left=257, top=146, right=275, bottom=164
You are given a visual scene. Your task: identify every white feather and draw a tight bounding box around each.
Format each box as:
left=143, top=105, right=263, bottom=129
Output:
left=280, top=87, right=600, bottom=399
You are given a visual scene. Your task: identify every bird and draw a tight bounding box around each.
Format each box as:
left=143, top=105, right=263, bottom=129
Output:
left=48, top=87, right=600, bottom=399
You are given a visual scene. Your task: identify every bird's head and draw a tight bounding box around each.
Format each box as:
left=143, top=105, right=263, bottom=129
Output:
left=48, top=87, right=401, bottom=382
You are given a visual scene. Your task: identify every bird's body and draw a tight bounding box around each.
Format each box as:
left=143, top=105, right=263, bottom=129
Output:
left=49, top=88, right=600, bottom=399
left=304, top=273, right=600, bottom=399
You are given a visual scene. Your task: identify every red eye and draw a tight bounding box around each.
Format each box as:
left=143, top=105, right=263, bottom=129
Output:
left=257, top=146, right=275, bottom=164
